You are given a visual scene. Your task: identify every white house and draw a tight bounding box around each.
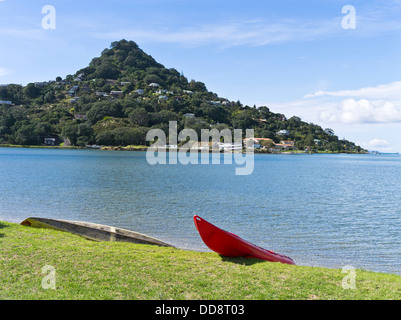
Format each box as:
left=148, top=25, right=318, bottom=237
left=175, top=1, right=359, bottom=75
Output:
left=110, top=91, right=123, bottom=96
left=277, top=130, right=290, bottom=136
left=218, top=143, right=243, bottom=152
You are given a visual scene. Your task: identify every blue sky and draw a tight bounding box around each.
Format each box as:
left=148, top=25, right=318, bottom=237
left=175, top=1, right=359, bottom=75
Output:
left=1, top=0, right=400, bottom=152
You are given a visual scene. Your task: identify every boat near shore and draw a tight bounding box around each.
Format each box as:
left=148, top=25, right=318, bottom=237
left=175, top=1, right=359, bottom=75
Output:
left=194, top=215, right=295, bottom=265
left=20, top=217, right=174, bottom=247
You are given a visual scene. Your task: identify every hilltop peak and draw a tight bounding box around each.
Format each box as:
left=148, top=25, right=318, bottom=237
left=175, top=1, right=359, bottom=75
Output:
left=75, top=40, right=188, bottom=87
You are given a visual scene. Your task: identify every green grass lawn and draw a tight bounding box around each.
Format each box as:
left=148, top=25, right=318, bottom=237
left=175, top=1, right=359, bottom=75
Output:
left=1, top=220, right=400, bottom=300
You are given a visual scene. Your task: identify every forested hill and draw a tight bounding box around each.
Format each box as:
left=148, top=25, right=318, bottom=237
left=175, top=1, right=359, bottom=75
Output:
left=0, top=39, right=365, bottom=152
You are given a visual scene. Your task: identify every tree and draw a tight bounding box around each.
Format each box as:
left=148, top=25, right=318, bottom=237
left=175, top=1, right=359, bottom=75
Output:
left=96, top=127, right=147, bottom=146
left=96, top=130, right=115, bottom=146
left=201, top=103, right=228, bottom=123
left=328, top=141, right=340, bottom=152
left=15, top=123, right=37, bottom=145
left=112, top=127, right=145, bottom=146
left=61, top=122, right=79, bottom=145
left=124, top=55, right=137, bottom=67
left=158, top=110, right=178, bottom=123
left=44, top=91, right=55, bottom=103
left=77, top=123, right=94, bottom=144
left=129, top=108, right=149, bottom=126
left=143, top=74, right=163, bottom=85
left=35, top=122, right=52, bottom=138
left=87, top=101, right=123, bottom=124
left=0, top=111, right=15, bottom=133
left=95, top=63, right=120, bottom=79
left=188, top=80, right=207, bottom=92
left=24, top=83, right=41, bottom=99
left=258, top=106, right=270, bottom=119
left=260, top=139, right=275, bottom=149
left=231, top=111, right=255, bottom=130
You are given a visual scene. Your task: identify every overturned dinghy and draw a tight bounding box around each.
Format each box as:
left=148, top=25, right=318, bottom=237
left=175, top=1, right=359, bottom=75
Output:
left=21, top=217, right=174, bottom=247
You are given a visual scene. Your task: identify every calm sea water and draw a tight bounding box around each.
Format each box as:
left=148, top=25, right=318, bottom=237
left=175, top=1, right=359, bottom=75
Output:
left=1, top=147, right=400, bottom=275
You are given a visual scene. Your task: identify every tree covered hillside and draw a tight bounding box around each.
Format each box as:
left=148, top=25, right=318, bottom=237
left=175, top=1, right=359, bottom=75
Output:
left=0, top=39, right=365, bottom=152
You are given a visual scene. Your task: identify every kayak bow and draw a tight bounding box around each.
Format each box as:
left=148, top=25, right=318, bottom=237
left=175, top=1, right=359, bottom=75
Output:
left=194, top=215, right=295, bottom=265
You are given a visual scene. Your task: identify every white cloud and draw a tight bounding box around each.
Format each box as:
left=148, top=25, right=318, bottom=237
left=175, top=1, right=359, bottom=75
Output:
left=0, top=67, right=12, bottom=77
left=0, top=27, right=45, bottom=40
left=304, top=81, right=401, bottom=100
left=318, top=98, right=401, bottom=124
left=94, top=18, right=340, bottom=48
left=358, top=138, right=395, bottom=152
left=301, top=81, right=401, bottom=125
left=367, top=138, right=390, bottom=148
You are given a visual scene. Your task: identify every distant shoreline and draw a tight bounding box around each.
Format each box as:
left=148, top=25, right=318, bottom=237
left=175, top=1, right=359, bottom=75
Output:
left=0, top=143, right=374, bottom=154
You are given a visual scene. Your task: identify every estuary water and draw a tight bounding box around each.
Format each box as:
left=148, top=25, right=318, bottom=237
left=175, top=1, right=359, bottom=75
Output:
left=1, top=147, right=400, bottom=275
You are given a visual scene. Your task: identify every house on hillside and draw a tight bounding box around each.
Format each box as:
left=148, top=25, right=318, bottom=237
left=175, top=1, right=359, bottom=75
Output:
left=243, top=138, right=273, bottom=149
left=281, top=140, right=295, bottom=146
left=270, top=141, right=297, bottom=152
left=68, top=86, right=79, bottom=96
left=74, top=73, right=84, bottom=81
left=221, top=101, right=232, bottom=107
left=276, top=129, right=290, bottom=136
left=110, top=91, right=123, bottom=97
left=208, top=101, right=222, bottom=106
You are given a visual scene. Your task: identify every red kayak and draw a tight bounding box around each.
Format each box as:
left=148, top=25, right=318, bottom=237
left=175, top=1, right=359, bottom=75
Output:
left=193, top=215, right=295, bottom=265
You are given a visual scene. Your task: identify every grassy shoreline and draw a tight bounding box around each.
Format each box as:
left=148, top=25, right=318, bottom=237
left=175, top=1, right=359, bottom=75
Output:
left=1, top=220, right=400, bottom=300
